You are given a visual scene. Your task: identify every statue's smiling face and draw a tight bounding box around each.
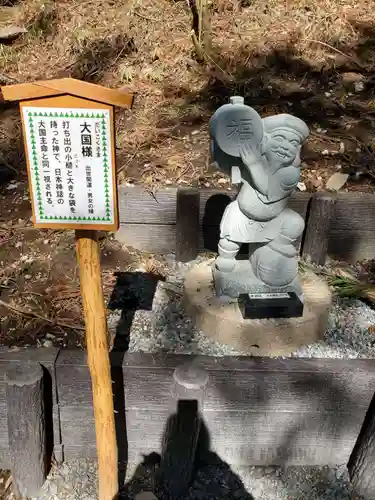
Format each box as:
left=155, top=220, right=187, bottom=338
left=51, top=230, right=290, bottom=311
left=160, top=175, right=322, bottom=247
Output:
left=266, top=129, right=301, bottom=167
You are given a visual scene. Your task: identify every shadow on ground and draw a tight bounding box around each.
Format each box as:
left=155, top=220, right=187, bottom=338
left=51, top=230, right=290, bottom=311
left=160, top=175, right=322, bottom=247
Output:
left=122, top=402, right=255, bottom=500
left=119, top=395, right=367, bottom=499
left=107, top=271, right=165, bottom=487
left=107, top=270, right=165, bottom=351
left=119, top=390, right=366, bottom=499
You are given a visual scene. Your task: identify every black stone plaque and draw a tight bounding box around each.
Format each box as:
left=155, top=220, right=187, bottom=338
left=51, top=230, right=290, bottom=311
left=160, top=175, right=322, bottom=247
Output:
left=238, top=292, right=303, bottom=320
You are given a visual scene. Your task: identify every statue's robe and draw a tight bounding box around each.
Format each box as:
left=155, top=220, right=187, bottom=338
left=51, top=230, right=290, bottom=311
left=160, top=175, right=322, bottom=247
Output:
left=220, top=164, right=302, bottom=243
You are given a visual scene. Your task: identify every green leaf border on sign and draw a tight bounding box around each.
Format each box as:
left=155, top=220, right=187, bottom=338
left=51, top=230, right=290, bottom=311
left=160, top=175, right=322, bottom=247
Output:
left=27, top=111, right=113, bottom=224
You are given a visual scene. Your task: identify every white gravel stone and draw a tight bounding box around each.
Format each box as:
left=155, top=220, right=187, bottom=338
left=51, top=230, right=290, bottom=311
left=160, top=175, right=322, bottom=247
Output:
left=34, top=460, right=362, bottom=499
left=30, top=459, right=98, bottom=500
left=107, top=255, right=375, bottom=359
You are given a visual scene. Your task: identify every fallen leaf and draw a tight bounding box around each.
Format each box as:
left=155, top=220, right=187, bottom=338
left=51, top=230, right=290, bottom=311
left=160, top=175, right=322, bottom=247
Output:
left=307, top=173, right=324, bottom=190
left=0, top=26, right=27, bottom=42
left=5, top=182, right=20, bottom=190
left=218, top=178, right=228, bottom=185
left=326, top=172, right=349, bottom=191
left=341, top=72, right=365, bottom=88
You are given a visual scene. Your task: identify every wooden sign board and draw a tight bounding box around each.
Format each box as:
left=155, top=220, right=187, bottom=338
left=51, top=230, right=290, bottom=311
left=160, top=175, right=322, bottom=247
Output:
left=20, top=95, right=118, bottom=231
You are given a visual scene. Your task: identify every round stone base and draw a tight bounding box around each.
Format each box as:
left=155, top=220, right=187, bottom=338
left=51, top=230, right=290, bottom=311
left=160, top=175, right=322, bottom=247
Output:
left=184, top=260, right=332, bottom=356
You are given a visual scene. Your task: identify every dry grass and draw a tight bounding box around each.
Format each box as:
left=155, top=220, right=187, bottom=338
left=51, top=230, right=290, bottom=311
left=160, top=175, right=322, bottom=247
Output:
left=1, top=0, right=375, bottom=188
left=326, top=268, right=375, bottom=302
left=0, top=191, right=168, bottom=347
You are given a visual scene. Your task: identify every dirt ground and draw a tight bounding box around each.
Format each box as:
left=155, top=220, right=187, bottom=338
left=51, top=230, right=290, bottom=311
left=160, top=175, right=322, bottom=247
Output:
left=1, top=0, right=375, bottom=190
left=0, top=175, right=170, bottom=347
left=1, top=0, right=375, bottom=349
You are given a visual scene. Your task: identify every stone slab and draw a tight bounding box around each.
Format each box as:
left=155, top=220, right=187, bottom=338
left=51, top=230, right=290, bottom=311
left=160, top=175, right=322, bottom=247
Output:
left=184, top=260, right=332, bottom=356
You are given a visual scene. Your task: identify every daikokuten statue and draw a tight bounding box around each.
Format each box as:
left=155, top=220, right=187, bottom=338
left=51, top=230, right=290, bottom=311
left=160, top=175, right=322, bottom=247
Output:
left=209, top=96, right=309, bottom=304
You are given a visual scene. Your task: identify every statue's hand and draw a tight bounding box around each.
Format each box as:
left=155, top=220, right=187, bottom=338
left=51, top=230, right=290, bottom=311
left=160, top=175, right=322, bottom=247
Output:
left=239, top=142, right=269, bottom=196
left=239, top=142, right=259, bottom=166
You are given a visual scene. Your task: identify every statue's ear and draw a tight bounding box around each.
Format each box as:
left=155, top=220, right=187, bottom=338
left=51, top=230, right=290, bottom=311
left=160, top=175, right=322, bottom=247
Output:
left=260, top=133, right=269, bottom=155
left=292, top=147, right=301, bottom=167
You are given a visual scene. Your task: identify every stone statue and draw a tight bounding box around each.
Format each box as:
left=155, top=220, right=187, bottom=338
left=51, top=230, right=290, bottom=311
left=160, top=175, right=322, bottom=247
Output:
left=209, top=96, right=309, bottom=306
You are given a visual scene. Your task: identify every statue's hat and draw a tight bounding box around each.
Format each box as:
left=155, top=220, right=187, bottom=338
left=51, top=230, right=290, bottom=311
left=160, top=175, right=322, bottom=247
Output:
left=262, top=114, right=309, bottom=141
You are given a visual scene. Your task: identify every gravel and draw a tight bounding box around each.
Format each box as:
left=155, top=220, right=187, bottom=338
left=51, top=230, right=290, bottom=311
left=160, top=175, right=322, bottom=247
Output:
left=107, top=254, right=375, bottom=359
left=26, top=458, right=363, bottom=500
left=30, top=460, right=97, bottom=500
left=6, top=255, right=373, bottom=499
left=294, top=297, right=375, bottom=358
left=107, top=255, right=244, bottom=356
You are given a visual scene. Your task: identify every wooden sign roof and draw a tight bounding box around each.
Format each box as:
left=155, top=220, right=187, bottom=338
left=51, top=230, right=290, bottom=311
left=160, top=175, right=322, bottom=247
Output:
left=0, top=78, right=133, bottom=108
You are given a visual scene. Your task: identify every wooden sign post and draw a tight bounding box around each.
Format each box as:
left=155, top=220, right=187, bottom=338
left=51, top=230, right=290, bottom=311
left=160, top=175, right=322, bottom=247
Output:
left=1, top=78, right=134, bottom=500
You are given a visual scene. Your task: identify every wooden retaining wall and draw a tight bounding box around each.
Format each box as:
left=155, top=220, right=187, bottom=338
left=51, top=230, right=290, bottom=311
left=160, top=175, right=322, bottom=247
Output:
left=116, top=186, right=375, bottom=263
left=1, top=347, right=375, bottom=470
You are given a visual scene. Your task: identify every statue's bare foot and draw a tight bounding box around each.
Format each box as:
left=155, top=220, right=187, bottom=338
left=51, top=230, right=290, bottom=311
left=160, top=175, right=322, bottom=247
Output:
left=215, top=256, right=236, bottom=272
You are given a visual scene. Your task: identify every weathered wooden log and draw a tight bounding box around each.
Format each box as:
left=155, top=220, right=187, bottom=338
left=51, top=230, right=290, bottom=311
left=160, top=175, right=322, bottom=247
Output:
left=5, top=362, right=46, bottom=498
left=348, top=391, right=375, bottom=497
left=175, top=188, right=200, bottom=262
left=301, top=190, right=337, bottom=265
left=159, top=362, right=209, bottom=499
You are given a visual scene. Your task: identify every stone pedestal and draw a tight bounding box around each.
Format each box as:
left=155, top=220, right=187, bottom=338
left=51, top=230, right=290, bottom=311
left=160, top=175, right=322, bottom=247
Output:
left=184, top=260, right=332, bottom=356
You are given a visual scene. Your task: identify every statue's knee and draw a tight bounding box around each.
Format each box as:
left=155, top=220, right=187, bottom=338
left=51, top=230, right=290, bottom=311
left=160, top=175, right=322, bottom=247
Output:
left=216, top=238, right=239, bottom=272
left=280, top=209, right=304, bottom=240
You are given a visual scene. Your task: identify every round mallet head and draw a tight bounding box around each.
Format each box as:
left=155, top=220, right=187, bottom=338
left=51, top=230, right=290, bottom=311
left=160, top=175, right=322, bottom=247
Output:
left=209, top=97, right=264, bottom=158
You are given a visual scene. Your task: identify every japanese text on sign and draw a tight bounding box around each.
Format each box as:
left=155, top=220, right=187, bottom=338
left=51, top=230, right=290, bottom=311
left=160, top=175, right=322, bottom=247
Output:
left=22, top=107, right=114, bottom=225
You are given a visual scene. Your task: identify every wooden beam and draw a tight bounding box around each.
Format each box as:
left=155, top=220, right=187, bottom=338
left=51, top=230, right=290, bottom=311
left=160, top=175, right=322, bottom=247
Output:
left=1, top=349, right=372, bottom=471
left=175, top=188, right=200, bottom=262
left=1, top=78, right=134, bottom=108
left=301, top=190, right=337, bottom=265
left=348, top=391, right=375, bottom=497
left=1, top=83, right=59, bottom=102
left=5, top=362, right=46, bottom=498
left=117, top=186, right=310, bottom=225
left=0, top=346, right=60, bottom=469
left=115, top=186, right=375, bottom=262
left=37, top=79, right=133, bottom=108
left=159, top=362, right=209, bottom=498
